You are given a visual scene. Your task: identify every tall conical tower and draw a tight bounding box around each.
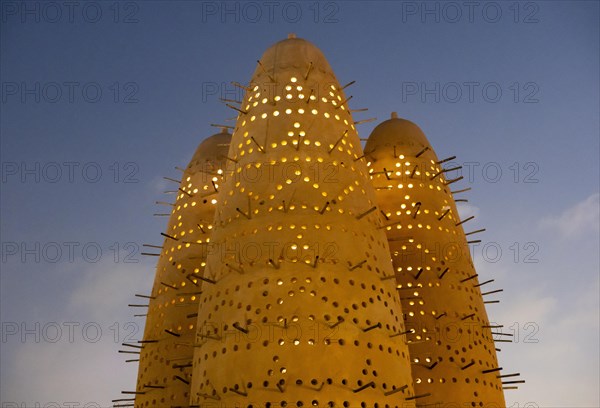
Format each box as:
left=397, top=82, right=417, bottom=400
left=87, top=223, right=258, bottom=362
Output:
left=189, top=36, right=416, bottom=406
left=131, top=130, right=231, bottom=407
left=365, top=114, right=506, bottom=406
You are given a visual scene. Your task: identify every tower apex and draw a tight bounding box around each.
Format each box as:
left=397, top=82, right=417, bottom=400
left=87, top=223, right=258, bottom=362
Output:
left=287, top=33, right=296, bottom=39
left=391, top=111, right=399, bottom=119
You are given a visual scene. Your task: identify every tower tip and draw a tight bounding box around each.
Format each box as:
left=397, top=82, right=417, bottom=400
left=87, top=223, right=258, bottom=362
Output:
left=391, top=112, right=398, bottom=119
left=287, top=33, right=297, bottom=39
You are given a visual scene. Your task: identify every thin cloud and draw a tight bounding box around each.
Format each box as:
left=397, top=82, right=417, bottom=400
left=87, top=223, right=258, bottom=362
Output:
left=456, top=202, right=480, bottom=220
left=540, top=193, right=600, bottom=238
left=2, top=258, right=149, bottom=407
left=491, top=281, right=599, bottom=407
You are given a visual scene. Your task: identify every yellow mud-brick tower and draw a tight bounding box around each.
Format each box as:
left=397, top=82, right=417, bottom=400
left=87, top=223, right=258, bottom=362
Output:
left=128, top=130, right=231, bottom=408
left=189, top=35, right=416, bottom=406
left=365, top=114, right=507, bottom=407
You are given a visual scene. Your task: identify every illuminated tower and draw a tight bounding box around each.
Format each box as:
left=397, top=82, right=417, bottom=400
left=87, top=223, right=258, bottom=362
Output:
left=365, top=114, right=507, bottom=406
left=189, top=35, right=416, bottom=406
left=128, top=129, right=231, bottom=408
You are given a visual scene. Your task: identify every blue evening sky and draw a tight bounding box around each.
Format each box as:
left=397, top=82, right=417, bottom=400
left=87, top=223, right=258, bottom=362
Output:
left=1, top=1, right=598, bottom=406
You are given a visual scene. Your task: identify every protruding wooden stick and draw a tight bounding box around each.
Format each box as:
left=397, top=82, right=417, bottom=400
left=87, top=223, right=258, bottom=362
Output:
left=466, top=228, right=486, bottom=236
left=236, top=207, right=251, bottom=219
left=482, top=289, right=504, bottom=296
left=160, top=281, right=177, bottom=290
left=438, top=209, right=450, bottom=220
left=219, top=98, right=241, bottom=104
left=349, top=260, right=367, bottom=271
left=225, top=103, right=247, bottom=115
left=391, top=329, right=414, bottom=337
left=382, top=167, right=392, bottom=180
left=304, top=62, right=313, bottom=80
left=328, top=130, right=348, bottom=153
left=199, top=276, right=216, bottom=284
left=186, top=275, right=199, bottom=286
left=312, top=255, right=319, bottom=268
left=306, top=88, right=314, bottom=104
left=502, top=380, right=526, bottom=385
left=444, top=176, right=464, bottom=185
left=474, top=279, right=494, bottom=287
left=405, top=393, right=432, bottom=401
left=451, top=187, right=471, bottom=194
left=384, top=385, right=408, bottom=396
left=353, top=381, right=375, bottom=393
left=412, top=202, right=421, bottom=219
left=354, top=117, right=377, bottom=125
left=362, top=322, right=382, bottom=332
left=410, top=165, right=419, bottom=178
left=356, top=206, right=377, bottom=220
left=256, top=60, right=275, bottom=82
left=229, top=388, right=248, bottom=396
left=329, top=317, right=344, bottom=329
left=461, top=360, right=475, bottom=370
left=160, top=232, right=178, bottom=241
left=437, top=155, right=456, bottom=164
left=250, top=136, right=265, bottom=153
left=231, top=81, right=250, bottom=91
left=122, top=342, right=143, bottom=349
left=497, top=373, right=521, bottom=378
left=178, top=187, right=193, bottom=197
left=415, top=146, right=429, bottom=158
left=165, top=329, right=180, bottom=337
left=336, top=95, right=353, bottom=109
left=491, top=332, right=514, bottom=337
left=233, top=322, right=249, bottom=334
left=174, top=375, right=190, bottom=385
left=342, top=80, right=356, bottom=90
left=456, top=215, right=474, bottom=226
